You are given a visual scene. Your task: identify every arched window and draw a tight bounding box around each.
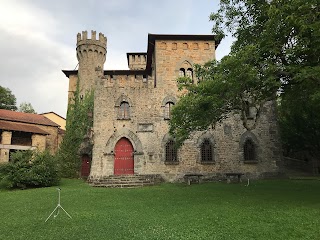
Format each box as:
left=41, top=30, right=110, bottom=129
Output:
left=119, top=101, right=130, bottom=119
left=165, top=140, right=177, bottom=162
left=186, top=68, right=193, bottom=81
left=244, top=139, right=255, bottom=161
left=179, top=68, right=185, bottom=77
left=164, top=102, right=174, bottom=119
left=201, top=139, right=213, bottom=162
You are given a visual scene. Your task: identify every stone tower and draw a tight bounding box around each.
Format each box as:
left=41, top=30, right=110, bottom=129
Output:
left=76, top=30, right=107, bottom=94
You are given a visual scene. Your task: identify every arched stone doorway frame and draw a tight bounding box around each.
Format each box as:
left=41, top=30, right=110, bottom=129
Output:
left=105, top=128, right=143, bottom=155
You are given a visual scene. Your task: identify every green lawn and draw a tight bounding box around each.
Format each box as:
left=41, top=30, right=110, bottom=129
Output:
left=0, top=179, right=319, bottom=240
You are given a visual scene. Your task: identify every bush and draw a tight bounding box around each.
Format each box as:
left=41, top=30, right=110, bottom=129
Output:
left=0, top=150, right=60, bottom=189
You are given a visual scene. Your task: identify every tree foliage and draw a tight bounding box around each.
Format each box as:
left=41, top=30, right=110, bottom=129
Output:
left=18, top=102, right=36, bottom=113
left=0, top=150, right=60, bottom=189
left=56, top=80, right=94, bottom=178
left=170, top=0, right=320, bottom=149
left=0, top=86, right=17, bottom=111
left=278, top=84, right=320, bottom=161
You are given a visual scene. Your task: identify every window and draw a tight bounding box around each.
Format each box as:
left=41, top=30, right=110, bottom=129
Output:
left=119, top=101, right=130, bottom=119
left=164, top=102, right=174, bottom=119
left=179, top=68, right=185, bottom=77
left=183, top=43, right=188, bottom=49
left=244, top=101, right=250, bottom=117
left=201, top=139, right=213, bottom=162
left=160, top=42, right=167, bottom=49
left=186, top=68, right=193, bottom=79
left=244, top=101, right=254, bottom=119
left=179, top=67, right=193, bottom=82
left=165, top=140, right=177, bottom=162
left=172, top=42, right=177, bottom=50
left=193, top=43, right=199, bottom=50
left=244, top=139, right=256, bottom=161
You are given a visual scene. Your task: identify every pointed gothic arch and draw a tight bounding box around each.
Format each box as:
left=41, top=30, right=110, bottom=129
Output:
left=105, top=128, right=143, bottom=155
left=239, top=131, right=260, bottom=163
left=197, top=132, right=215, bottom=163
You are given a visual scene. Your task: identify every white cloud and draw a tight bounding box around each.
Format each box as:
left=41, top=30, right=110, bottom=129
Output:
left=0, top=0, right=231, bottom=118
left=0, top=0, right=73, bottom=117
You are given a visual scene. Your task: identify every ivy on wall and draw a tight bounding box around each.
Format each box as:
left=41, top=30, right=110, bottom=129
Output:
left=57, top=80, right=94, bottom=178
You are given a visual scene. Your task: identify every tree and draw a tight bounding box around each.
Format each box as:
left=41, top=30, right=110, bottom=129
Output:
left=278, top=84, right=320, bottom=173
left=170, top=0, right=320, bottom=148
left=18, top=102, right=36, bottom=113
left=0, top=86, right=17, bottom=111
left=56, top=79, right=94, bottom=178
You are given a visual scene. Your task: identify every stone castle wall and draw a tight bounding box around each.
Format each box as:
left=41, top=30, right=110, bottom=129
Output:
left=66, top=31, right=282, bottom=181
left=87, top=36, right=281, bottom=182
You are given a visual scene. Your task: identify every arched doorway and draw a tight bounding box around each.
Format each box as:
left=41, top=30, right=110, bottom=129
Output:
left=114, top=137, right=134, bottom=175
left=81, top=154, right=91, bottom=178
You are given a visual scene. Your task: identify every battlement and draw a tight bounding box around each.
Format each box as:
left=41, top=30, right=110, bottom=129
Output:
left=77, top=30, right=107, bottom=49
left=127, top=53, right=147, bottom=70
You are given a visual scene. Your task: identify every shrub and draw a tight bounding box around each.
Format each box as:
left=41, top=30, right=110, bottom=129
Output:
left=0, top=150, right=60, bottom=189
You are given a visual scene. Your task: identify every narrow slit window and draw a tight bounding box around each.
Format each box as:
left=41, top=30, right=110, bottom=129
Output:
left=119, top=101, right=130, bottom=119
left=164, top=102, right=174, bottom=119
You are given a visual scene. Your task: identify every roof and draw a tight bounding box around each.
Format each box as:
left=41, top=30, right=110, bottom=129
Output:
left=63, top=33, right=220, bottom=77
left=0, top=109, right=60, bottom=127
left=0, top=120, right=49, bottom=135
left=126, top=52, right=147, bottom=56
left=40, top=111, right=66, bottom=120
left=63, top=69, right=148, bottom=77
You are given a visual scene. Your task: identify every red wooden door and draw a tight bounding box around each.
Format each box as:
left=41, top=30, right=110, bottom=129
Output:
left=81, top=154, right=91, bottom=177
left=114, top=138, right=134, bottom=175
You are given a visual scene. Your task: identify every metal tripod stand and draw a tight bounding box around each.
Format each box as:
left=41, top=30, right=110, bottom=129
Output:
left=45, top=188, right=72, bottom=222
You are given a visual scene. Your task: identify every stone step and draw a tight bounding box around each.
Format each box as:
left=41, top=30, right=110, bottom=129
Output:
left=88, top=174, right=164, bottom=188
left=91, top=182, right=155, bottom=188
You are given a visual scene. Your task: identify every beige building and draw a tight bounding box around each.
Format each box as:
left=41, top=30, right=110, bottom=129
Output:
left=40, top=111, right=66, bottom=147
left=0, top=109, right=60, bottom=163
left=63, top=30, right=281, bottom=183
left=40, top=112, right=66, bottom=130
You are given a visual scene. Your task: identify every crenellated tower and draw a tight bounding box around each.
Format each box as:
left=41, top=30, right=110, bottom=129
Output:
left=76, top=30, right=107, bottom=94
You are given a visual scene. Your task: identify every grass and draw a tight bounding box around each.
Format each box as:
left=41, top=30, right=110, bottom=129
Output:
left=0, top=179, right=319, bottom=240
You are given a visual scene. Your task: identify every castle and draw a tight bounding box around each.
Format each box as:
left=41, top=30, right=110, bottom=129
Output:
left=63, top=30, right=281, bottom=183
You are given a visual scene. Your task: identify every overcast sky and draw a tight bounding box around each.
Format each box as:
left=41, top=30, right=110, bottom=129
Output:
left=0, top=0, right=233, bottom=118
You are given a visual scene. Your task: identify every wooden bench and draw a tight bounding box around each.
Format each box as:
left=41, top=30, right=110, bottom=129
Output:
left=184, top=174, right=203, bottom=185
left=225, top=173, right=244, bottom=183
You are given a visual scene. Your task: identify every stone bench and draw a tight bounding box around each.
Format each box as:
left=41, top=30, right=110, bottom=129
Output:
left=225, top=173, right=244, bottom=183
left=184, top=174, right=203, bottom=185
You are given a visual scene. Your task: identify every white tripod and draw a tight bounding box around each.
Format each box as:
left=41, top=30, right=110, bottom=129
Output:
left=45, top=188, right=72, bottom=222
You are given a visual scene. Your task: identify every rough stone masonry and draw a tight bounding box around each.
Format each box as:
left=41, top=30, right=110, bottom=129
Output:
left=63, top=30, right=282, bottom=182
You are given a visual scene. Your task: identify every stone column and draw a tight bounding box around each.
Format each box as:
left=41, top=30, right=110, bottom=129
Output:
left=32, top=134, right=46, bottom=152
left=0, top=131, right=12, bottom=163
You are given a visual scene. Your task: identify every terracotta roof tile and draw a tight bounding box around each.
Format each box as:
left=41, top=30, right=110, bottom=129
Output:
left=0, top=109, right=59, bottom=127
left=0, top=120, right=49, bottom=135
